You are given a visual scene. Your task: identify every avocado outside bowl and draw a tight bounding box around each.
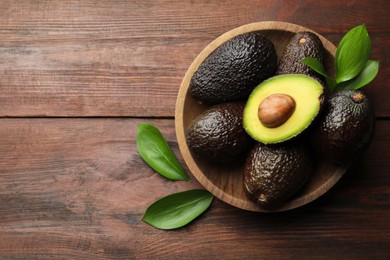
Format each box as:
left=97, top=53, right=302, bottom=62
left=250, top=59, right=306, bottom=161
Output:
left=175, top=21, right=348, bottom=212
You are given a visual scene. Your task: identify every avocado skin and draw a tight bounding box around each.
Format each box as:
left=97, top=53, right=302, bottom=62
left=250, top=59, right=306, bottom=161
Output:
left=190, top=33, right=277, bottom=104
left=276, top=32, right=325, bottom=84
left=186, top=102, right=254, bottom=163
left=244, top=142, right=312, bottom=208
left=310, top=89, right=375, bottom=164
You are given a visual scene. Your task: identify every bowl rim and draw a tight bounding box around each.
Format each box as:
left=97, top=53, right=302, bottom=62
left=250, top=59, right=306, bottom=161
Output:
left=175, top=21, right=343, bottom=212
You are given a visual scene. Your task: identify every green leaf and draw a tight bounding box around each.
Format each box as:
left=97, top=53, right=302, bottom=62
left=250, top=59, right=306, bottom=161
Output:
left=302, top=57, right=337, bottom=91
left=137, top=123, right=190, bottom=181
left=302, top=57, right=329, bottom=78
left=142, top=189, right=214, bottom=230
left=336, top=60, right=380, bottom=91
left=335, top=24, right=371, bottom=83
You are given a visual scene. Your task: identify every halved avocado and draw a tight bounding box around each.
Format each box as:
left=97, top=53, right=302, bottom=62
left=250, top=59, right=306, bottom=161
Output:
left=243, top=74, right=324, bottom=144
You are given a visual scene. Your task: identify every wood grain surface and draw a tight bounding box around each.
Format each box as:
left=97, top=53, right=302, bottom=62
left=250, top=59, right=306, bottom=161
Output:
left=0, top=0, right=389, bottom=259
left=0, top=0, right=388, bottom=117
left=0, top=118, right=389, bottom=259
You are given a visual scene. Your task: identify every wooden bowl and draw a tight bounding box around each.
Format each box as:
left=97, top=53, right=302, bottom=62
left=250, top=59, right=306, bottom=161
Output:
left=175, top=21, right=346, bottom=212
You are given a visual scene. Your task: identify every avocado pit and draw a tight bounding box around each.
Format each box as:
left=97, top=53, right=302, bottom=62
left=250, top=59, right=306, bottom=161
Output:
left=258, top=93, right=296, bottom=128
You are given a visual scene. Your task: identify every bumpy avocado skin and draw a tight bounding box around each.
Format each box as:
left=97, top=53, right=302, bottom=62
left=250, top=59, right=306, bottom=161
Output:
left=276, top=32, right=325, bottom=84
left=244, top=142, right=312, bottom=208
left=310, top=89, right=375, bottom=164
left=186, top=102, right=254, bottom=163
left=190, top=33, right=277, bottom=104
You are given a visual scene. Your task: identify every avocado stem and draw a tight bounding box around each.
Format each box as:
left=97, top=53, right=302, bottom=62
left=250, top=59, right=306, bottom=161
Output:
left=258, top=193, right=267, bottom=202
left=299, top=37, right=307, bottom=44
left=352, top=92, right=365, bottom=103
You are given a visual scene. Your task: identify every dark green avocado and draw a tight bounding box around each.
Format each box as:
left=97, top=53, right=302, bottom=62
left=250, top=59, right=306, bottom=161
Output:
left=190, top=32, right=277, bottom=104
left=244, top=142, right=312, bottom=208
left=276, top=31, right=325, bottom=84
left=310, top=89, right=375, bottom=164
left=186, top=102, right=253, bottom=163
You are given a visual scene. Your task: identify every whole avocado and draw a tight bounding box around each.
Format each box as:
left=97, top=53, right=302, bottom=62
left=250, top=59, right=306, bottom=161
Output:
left=244, top=142, right=312, bottom=208
left=276, top=31, right=325, bottom=84
left=186, top=102, right=253, bottom=163
left=190, top=32, right=277, bottom=104
left=310, top=89, right=375, bottom=164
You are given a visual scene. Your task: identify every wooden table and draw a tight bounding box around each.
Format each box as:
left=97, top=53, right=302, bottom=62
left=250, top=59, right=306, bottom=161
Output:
left=1, top=1, right=389, bottom=258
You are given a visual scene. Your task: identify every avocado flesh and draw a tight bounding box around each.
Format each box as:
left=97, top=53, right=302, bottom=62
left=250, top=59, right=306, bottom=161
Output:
left=243, top=74, right=324, bottom=144
left=310, top=89, right=375, bottom=164
left=276, top=31, right=326, bottom=84
left=186, top=102, right=253, bottom=163
left=190, top=32, right=277, bottom=104
left=244, top=142, right=312, bottom=208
